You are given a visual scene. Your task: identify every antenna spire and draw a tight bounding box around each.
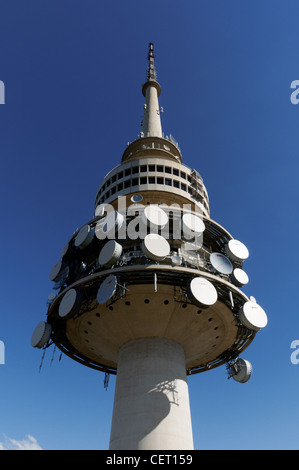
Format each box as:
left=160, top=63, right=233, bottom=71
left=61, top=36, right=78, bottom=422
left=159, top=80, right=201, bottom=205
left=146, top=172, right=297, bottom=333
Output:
left=147, top=42, right=156, bottom=81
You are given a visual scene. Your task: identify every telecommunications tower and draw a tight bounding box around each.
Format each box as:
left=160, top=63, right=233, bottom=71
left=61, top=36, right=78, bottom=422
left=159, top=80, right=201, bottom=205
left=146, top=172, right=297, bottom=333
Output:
left=31, top=43, right=268, bottom=450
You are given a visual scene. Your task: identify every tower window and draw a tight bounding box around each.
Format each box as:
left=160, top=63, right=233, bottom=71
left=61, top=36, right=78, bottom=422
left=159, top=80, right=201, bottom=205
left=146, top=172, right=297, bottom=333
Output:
left=148, top=177, right=155, bottom=184
left=149, top=165, right=155, bottom=172
left=173, top=180, right=179, bottom=188
left=157, top=165, right=163, bottom=172
left=124, top=180, right=130, bottom=188
left=173, top=169, right=179, bottom=176
left=157, top=177, right=163, bottom=184
left=140, top=177, right=147, bottom=184
left=132, top=178, right=138, bottom=186
left=165, top=178, right=172, bottom=186
left=132, top=166, right=139, bottom=174
left=140, top=165, right=147, bottom=172
left=181, top=183, right=186, bottom=191
left=165, top=167, right=171, bottom=174
left=125, top=169, right=131, bottom=176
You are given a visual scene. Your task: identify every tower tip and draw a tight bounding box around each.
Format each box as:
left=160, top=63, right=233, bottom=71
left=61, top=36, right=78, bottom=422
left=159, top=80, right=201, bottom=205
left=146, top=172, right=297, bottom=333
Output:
left=147, top=42, right=157, bottom=82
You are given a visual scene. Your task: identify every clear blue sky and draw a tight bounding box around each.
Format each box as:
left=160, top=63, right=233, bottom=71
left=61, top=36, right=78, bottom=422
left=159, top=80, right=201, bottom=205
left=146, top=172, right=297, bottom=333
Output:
left=0, top=0, right=299, bottom=450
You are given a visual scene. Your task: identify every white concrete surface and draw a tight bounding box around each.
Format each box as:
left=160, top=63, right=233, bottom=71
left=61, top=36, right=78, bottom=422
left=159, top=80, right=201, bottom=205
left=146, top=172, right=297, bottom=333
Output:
left=109, top=337, right=194, bottom=450
left=142, top=84, right=163, bottom=138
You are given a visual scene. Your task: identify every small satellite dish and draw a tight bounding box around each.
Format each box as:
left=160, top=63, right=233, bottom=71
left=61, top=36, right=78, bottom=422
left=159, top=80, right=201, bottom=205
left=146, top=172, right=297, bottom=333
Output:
left=163, top=144, right=170, bottom=151
left=210, top=252, right=233, bottom=275
left=49, top=261, right=69, bottom=282
left=131, top=194, right=143, bottom=203
left=97, top=275, right=118, bottom=304
left=142, top=205, right=168, bottom=229
left=226, top=239, right=249, bottom=262
left=230, top=268, right=249, bottom=287
left=96, top=210, right=124, bottom=239
left=238, top=300, right=268, bottom=331
left=48, top=292, right=57, bottom=302
left=99, top=240, right=123, bottom=267
left=142, top=234, right=170, bottom=261
left=181, top=213, right=205, bottom=237
left=31, top=321, right=52, bottom=349
left=187, top=277, right=218, bottom=308
left=171, top=255, right=182, bottom=266
left=75, top=224, right=94, bottom=249
left=58, top=289, right=82, bottom=319
left=231, top=358, right=253, bottom=383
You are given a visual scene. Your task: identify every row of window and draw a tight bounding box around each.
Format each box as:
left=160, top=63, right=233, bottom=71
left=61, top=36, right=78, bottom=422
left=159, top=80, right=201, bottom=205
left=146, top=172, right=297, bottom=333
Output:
left=100, top=164, right=194, bottom=193
left=97, top=176, right=192, bottom=202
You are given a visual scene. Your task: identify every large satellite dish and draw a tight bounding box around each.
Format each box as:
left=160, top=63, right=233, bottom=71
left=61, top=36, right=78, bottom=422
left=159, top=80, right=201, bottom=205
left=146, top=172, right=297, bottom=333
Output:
left=97, top=275, right=118, bottom=304
left=142, top=205, right=168, bottom=230
left=226, top=239, right=249, bottom=262
left=31, top=321, right=52, bottom=349
left=181, top=213, right=205, bottom=238
left=75, top=224, right=94, bottom=249
left=142, top=234, right=170, bottom=261
left=238, top=300, right=268, bottom=331
left=210, top=252, right=233, bottom=275
left=230, top=268, right=249, bottom=287
left=49, top=260, right=69, bottom=282
left=58, top=289, right=82, bottom=319
left=99, top=240, right=122, bottom=267
left=231, top=358, right=253, bottom=383
left=187, top=277, right=218, bottom=308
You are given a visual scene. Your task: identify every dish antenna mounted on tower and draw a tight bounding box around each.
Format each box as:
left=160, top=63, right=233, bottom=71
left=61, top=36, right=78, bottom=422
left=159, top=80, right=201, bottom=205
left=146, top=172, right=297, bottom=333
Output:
left=31, top=42, right=268, bottom=450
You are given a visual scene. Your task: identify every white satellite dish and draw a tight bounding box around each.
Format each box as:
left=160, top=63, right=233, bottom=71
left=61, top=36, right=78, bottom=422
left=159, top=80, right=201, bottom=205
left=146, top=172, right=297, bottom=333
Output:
left=58, top=289, right=82, bottom=319
left=142, top=205, right=168, bottom=229
left=232, top=358, right=253, bottom=383
left=230, top=268, right=249, bottom=287
left=49, top=260, right=69, bottom=282
left=187, top=277, right=218, bottom=308
left=99, top=240, right=122, bottom=267
left=226, top=239, right=249, bottom=262
left=238, top=301, right=268, bottom=331
left=97, top=275, right=118, bottom=304
left=96, top=210, right=124, bottom=239
left=31, top=321, right=52, bottom=349
left=210, top=252, right=233, bottom=275
left=75, top=224, right=95, bottom=249
left=142, top=234, right=170, bottom=261
left=181, top=213, right=205, bottom=237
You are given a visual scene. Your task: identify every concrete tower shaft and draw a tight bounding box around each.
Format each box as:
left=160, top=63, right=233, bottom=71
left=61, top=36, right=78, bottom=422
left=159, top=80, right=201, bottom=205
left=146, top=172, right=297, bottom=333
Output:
left=32, top=42, right=268, bottom=451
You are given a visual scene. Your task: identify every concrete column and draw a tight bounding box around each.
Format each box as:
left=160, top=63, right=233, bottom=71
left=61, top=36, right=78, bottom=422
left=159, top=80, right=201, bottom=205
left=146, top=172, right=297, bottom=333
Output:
left=109, top=338, right=194, bottom=450
left=142, top=84, right=163, bottom=138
